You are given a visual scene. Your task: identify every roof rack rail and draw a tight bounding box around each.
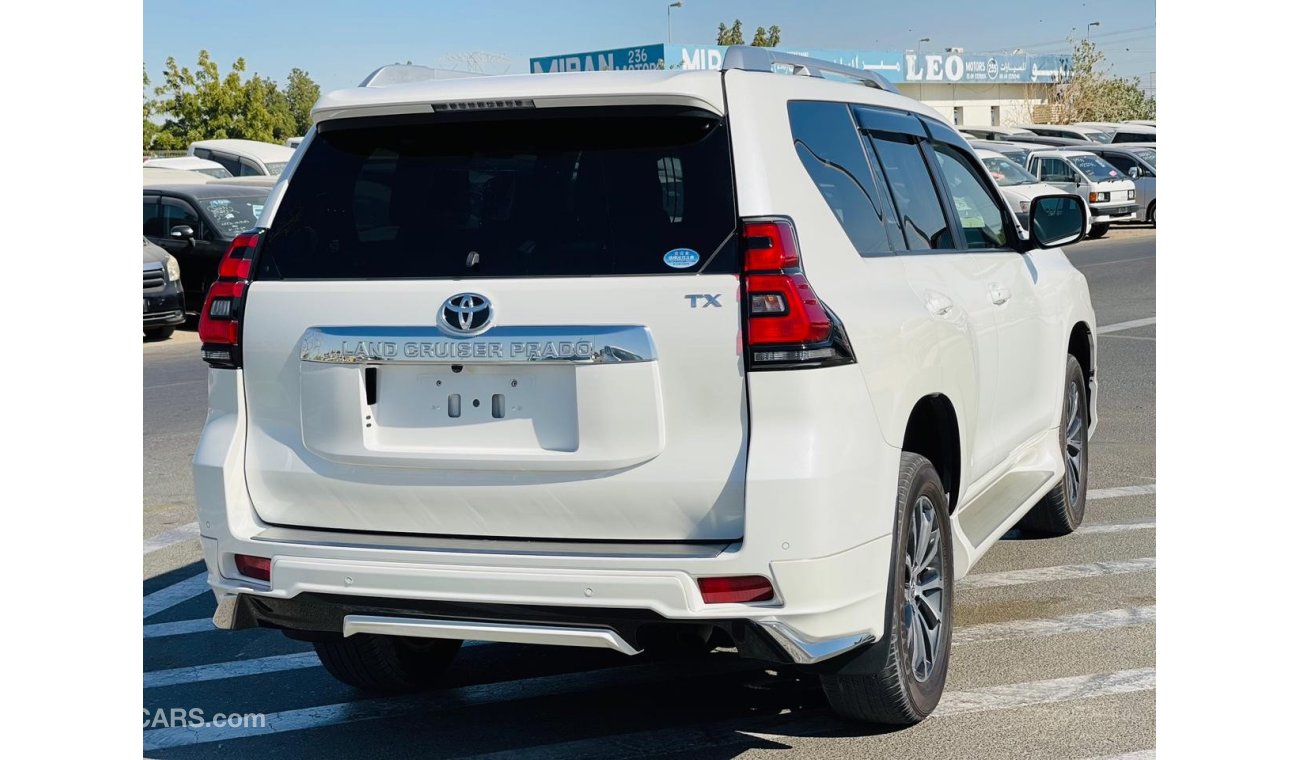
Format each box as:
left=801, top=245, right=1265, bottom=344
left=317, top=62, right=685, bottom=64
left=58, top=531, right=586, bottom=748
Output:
left=720, top=46, right=899, bottom=95
left=359, top=64, right=442, bottom=88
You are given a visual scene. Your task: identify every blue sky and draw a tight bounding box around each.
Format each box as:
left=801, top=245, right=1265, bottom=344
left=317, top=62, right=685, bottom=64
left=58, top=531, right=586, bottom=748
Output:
left=144, top=0, right=1155, bottom=94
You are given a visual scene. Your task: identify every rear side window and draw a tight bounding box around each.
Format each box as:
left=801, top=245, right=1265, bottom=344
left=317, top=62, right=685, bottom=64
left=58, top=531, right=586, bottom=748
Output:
left=869, top=135, right=951, bottom=250
left=931, top=144, right=1008, bottom=249
left=257, top=107, right=738, bottom=279
left=787, top=101, right=894, bottom=256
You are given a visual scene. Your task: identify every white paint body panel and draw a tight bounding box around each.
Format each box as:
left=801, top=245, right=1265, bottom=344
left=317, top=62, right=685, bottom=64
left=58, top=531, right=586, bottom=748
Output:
left=194, top=66, right=1098, bottom=651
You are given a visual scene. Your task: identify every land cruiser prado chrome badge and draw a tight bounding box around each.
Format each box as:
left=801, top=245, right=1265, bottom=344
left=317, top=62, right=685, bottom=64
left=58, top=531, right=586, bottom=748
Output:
left=437, top=293, right=494, bottom=337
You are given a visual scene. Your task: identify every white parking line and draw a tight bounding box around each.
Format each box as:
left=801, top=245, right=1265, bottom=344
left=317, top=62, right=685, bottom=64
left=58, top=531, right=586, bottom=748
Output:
left=1088, top=484, right=1156, bottom=499
left=951, top=606, right=1155, bottom=646
left=143, top=572, right=211, bottom=619
left=451, top=668, right=1156, bottom=759
left=146, top=652, right=319, bottom=689
left=933, top=667, right=1154, bottom=716
left=143, top=522, right=201, bottom=555
left=1076, top=521, right=1155, bottom=535
left=144, top=617, right=215, bottom=638
left=958, top=558, right=1155, bottom=590
left=1090, top=752, right=1156, bottom=760
left=1097, top=317, right=1156, bottom=334
left=142, top=658, right=754, bottom=750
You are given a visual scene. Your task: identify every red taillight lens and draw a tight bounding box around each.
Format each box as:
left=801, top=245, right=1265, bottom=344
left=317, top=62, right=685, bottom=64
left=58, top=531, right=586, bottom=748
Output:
left=233, top=554, right=271, bottom=582
left=746, top=273, right=832, bottom=344
left=742, top=220, right=801, bottom=272
left=199, top=232, right=260, bottom=369
left=698, top=576, right=775, bottom=604
left=741, top=219, right=844, bottom=367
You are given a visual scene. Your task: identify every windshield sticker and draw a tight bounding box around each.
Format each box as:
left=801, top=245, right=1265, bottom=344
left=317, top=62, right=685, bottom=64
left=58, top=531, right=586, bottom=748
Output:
left=663, top=248, right=700, bottom=269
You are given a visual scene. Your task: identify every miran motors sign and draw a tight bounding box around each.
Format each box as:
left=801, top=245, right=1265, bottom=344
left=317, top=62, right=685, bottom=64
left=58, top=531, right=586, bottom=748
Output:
left=530, top=44, right=1070, bottom=85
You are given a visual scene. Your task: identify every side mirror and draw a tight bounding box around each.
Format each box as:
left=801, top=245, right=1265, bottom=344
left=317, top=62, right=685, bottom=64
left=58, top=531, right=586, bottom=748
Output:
left=169, top=225, right=195, bottom=240
left=1128, top=166, right=1140, bottom=179
left=1027, top=194, right=1086, bottom=249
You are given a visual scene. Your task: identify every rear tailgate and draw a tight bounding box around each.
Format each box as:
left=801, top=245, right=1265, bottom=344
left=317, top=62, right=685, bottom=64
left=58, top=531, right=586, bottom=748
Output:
left=241, top=103, right=748, bottom=541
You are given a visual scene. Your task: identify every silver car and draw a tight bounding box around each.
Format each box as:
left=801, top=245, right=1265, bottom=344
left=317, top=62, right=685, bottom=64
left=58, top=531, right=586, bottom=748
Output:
left=1075, top=144, right=1156, bottom=225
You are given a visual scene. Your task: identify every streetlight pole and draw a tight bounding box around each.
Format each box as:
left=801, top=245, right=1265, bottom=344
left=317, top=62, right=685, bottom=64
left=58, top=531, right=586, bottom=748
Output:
left=917, top=37, right=930, bottom=103
left=1086, top=21, right=1100, bottom=39
left=668, top=2, right=683, bottom=44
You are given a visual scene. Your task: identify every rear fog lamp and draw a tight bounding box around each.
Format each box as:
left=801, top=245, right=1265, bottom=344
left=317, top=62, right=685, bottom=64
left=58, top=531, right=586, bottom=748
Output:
left=698, top=575, right=775, bottom=604
left=234, top=554, right=271, bottom=582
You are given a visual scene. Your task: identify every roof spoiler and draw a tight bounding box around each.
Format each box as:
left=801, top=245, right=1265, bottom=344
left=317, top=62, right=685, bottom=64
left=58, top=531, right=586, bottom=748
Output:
left=359, top=64, right=442, bottom=88
left=721, top=46, right=900, bottom=94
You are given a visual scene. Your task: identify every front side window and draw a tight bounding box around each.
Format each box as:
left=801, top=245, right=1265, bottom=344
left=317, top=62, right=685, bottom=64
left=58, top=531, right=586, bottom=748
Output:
left=934, top=144, right=1007, bottom=249
left=258, top=107, right=738, bottom=279
left=1101, top=153, right=1138, bottom=175
left=1037, top=157, right=1075, bottom=183
left=788, top=101, right=894, bottom=257
left=870, top=134, right=951, bottom=250
left=161, top=198, right=201, bottom=236
left=1068, top=155, right=1124, bottom=182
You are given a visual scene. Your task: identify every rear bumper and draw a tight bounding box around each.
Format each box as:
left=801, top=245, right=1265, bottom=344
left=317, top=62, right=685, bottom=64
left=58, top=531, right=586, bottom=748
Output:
left=194, top=364, right=900, bottom=665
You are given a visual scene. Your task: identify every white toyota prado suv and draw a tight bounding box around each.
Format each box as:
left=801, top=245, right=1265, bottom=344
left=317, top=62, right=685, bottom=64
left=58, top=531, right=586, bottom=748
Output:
left=193, top=47, right=1098, bottom=725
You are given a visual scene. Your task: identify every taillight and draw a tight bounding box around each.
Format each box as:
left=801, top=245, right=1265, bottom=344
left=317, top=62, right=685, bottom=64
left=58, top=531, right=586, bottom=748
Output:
left=199, top=231, right=260, bottom=369
left=741, top=218, right=854, bottom=370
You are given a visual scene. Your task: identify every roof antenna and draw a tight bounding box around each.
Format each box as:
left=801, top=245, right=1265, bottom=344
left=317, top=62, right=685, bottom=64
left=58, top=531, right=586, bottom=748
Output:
left=465, top=251, right=481, bottom=270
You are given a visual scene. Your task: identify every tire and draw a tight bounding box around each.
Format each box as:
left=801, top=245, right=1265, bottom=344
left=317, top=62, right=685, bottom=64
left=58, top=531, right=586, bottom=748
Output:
left=144, top=326, right=175, bottom=341
left=820, top=452, right=954, bottom=725
left=313, top=634, right=461, bottom=693
left=1147, top=202, right=1156, bottom=226
left=1016, top=355, right=1089, bottom=535
left=1086, top=222, right=1110, bottom=239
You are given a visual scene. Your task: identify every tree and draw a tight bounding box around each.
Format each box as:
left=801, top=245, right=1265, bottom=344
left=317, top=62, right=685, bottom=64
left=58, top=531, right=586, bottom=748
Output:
left=146, top=50, right=322, bottom=149
left=716, top=19, right=744, bottom=45
left=716, top=19, right=781, bottom=47
left=283, top=68, right=320, bottom=136
left=143, top=66, right=160, bottom=152
left=1050, top=39, right=1155, bottom=122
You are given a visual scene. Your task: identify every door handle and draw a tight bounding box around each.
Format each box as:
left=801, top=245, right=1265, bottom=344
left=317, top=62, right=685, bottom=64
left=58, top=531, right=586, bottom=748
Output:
left=989, top=285, right=1011, bottom=306
left=925, top=292, right=954, bottom=318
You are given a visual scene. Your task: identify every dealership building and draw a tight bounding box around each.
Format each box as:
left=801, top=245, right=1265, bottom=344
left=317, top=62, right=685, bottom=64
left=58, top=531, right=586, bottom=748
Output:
left=529, top=43, right=1071, bottom=128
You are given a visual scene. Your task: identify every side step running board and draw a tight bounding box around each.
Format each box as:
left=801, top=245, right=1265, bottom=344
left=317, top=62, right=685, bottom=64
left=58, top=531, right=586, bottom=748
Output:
left=341, top=614, right=643, bottom=655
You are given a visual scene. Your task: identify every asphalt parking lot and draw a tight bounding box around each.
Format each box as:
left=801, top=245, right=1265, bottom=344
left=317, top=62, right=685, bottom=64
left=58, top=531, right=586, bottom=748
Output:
left=143, top=226, right=1155, bottom=758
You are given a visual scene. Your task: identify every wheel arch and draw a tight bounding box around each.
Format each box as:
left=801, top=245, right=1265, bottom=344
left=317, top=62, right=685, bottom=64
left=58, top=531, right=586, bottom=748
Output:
left=901, top=394, right=962, bottom=513
left=1068, top=321, right=1095, bottom=426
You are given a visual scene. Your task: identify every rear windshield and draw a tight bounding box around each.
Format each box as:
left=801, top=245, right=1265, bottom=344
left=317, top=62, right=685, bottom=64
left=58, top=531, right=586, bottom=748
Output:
left=202, top=195, right=268, bottom=238
left=257, top=107, right=738, bottom=280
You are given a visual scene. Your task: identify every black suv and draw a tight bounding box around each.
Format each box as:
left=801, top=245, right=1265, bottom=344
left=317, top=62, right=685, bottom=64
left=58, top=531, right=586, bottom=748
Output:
left=143, top=184, right=270, bottom=310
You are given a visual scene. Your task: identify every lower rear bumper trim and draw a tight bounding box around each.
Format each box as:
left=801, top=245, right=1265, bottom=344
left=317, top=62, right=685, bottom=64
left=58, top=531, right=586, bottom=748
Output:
left=342, top=614, right=642, bottom=655
left=757, top=620, right=875, bottom=664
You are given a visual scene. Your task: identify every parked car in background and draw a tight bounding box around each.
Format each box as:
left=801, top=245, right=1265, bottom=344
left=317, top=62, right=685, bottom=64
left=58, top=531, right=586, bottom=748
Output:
left=188, top=139, right=296, bottom=177
left=975, top=149, right=1065, bottom=230
left=1073, top=122, right=1156, bottom=144
left=1016, top=124, right=1112, bottom=143
left=143, top=183, right=271, bottom=310
left=968, top=140, right=1033, bottom=168
left=143, top=167, right=211, bottom=185
left=1001, top=134, right=1093, bottom=148
left=1125, top=120, right=1156, bottom=127
left=1026, top=149, right=1136, bottom=237
left=959, top=126, right=1034, bottom=141
left=143, top=237, right=185, bottom=340
left=143, top=156, right=234, bottom=178
left=1073, top=144, right=1156, bottom=225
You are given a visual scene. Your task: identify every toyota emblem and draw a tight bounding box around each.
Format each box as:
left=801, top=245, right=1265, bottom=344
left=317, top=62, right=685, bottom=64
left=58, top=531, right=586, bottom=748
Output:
left=437, top=293, right=494, bottom=337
